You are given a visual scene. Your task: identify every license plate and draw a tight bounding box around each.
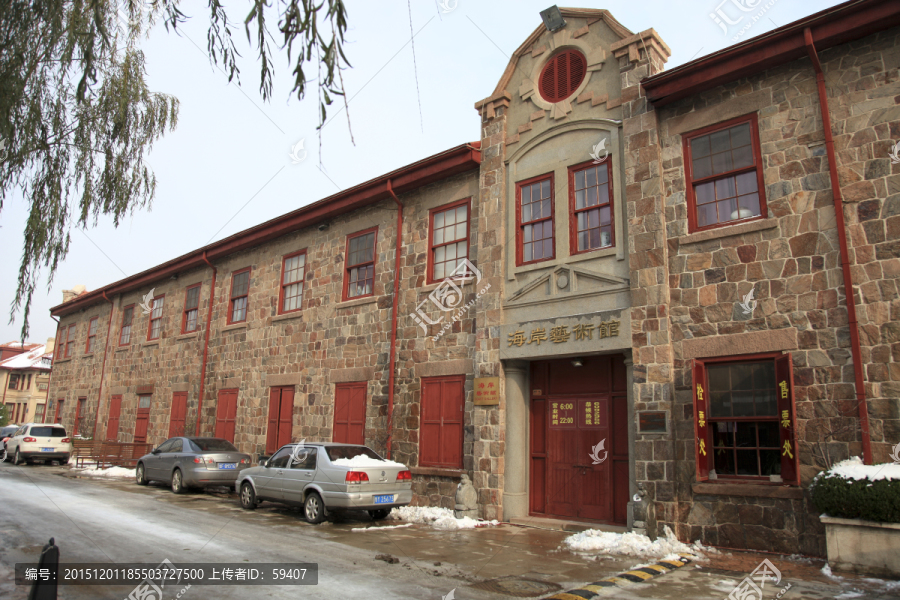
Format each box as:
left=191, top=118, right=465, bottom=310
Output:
left=218, top=463, right=237, bottom=470
left=41, top=448, right=54, bottom=452
left=374, top=494, right=395, bottom=504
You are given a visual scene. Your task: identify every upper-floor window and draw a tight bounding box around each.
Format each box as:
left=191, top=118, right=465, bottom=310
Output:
left=684, top=114, right=766, bottom=232
left=182, top=284, right=201, bottom=334
left=569, top=160, right=614, bottom=254
left=147, top=294, right=165, bottom=340
left=65, top=324, right=76, bottom=358
left=428, top=200, right=470, bottom=283
left=7, top=375, right=18, bottom=389
left=343, top=228, right=376, bottom=300
left=229, top=269, right=251, bottom=324
left=279, top=251, right=306, bottom=314
left=516, top=174, right=554, bottom=266
left=85, top=317, right=98, bottom=353
left=119, top=305, right=134, bottom=346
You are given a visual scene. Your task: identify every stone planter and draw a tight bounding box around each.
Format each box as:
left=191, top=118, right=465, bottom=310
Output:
left=820, top=516, right=900, bottom=577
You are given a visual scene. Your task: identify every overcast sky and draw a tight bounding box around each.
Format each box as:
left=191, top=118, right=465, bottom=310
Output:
left=0, top=0, right=843, bottom=345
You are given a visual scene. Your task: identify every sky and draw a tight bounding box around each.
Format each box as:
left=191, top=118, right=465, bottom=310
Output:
left=0, top=0, right=845, bottom=345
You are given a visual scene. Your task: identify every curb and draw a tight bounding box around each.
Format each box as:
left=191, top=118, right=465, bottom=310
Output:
left=544, top=554, right=694, bottom=599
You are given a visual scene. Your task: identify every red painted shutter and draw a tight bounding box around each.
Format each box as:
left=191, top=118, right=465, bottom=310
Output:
left=278, top=387, right=294, bottom=448
left=74, top=399, right=84, bottom=436
left=775, top=354, right=799, bottom=485
left=420, top=379, right=441, bottom=466
left=266, top=388, right=281, bottom=454
left=107, top=395, right=122, bottom=441
left=215, top=390, right=238, bottom=443
left=333, top=383, right=366, bottom=445
left=333, top=385, right=349, bottom=444
left=420, top=376, right=464, bottom=468
left=54, top=400, right=63, bottom=424
left=441, top=378, right=464, bottom=468
left=348, top=385, right=365, bottom=445
left=168, top=392, right=187, bottom=438
left=693, top=360, right=710, bottom=482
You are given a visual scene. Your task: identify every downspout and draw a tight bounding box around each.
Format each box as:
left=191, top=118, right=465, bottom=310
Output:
left=42, top=316, right=60, bottom=423
left=89, top=292, right=116, bottom=439
left=385, top=179, right=403, bottom=460
left=197, top=251, right=217, bottom=436
left=804, top=28, right=872, bottom=464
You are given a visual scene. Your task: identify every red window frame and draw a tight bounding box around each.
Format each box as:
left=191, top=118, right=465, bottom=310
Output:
left=419, top=375, right=465, bottom=469
left=568, top=159, right=615, bottom=255
left=65, top=323, right=76, bottom=358
left=146, top=294, right=165, bottom=341
left=34, top=403, right=45, bottom=423
left=515, top=172, right=555, bottom=266
left=7, top=375, right=18, bottom=390
left=693, top=352, right=799, bottom=485
left=119, top=305, right=135, bottom=346
left=427, top=199, right=471, bottom=284
left=85, top=317, right=99, bottom=354
left=342, top=227, right=378, bottom=301
left=278, top=250, right=307, bottom=315
left=228, top=268, right=251, bottom=324
left=53, top=399, right=64, bottom=424
left=683, top=113, right=767, bottom=233
left=181, top=284, right=201, bottom=334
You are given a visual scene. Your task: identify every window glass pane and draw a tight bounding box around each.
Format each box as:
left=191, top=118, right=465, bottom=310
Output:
left=455, top=223, right=466, bottom=241
left=541, top=199, right=551, bottom=218
left=542, top=179, right=550, bottom=198
left=757, top=422, right=779, bottom=447
left=691, top=136, right=711, bottom=158
left=732, top=145, right=754, bottom=170
left=739, top=193, right=761, bottom=218
left=735, top=171, right=758, bottom=195
left=456, top=205, right=467, bottom=223
left=711, top=151, right=733, bottom=174
left=735, top=450, right=758, bottom=476
left=731, top=123, right=751, bottom=148
left=715, top=176, right=736, bottom=200
left=760, top=450, right=781, bottom=476
left=695, top=182, right=715, bottom=206
left=575, top=189, right=585, bottom=209
left=709, top=129, right=731, bottom=155
left=139, top=395, right=151, bottom=408
left=231, top=271, right=249, bottom=298
left=692, top=156, right=712, bottom=179
left=186, top=286, right=200, bottom=310
left=586, top=167, right=597, bottom=188
left=434, top=211, right=444, bottom=229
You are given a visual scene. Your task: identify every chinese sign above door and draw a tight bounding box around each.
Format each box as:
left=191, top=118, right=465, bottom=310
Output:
left=499, top=311, right=630, bottom=360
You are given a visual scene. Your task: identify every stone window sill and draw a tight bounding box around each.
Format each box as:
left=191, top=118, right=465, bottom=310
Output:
left=53, top=357, right=73, bottom=364
left=410, top=466, right=466, bottom=478
left=418, top=279, right=474, bottom=295
left=114, top=346, right=130, bottom=353
left=142, top=340, right=159, bottom=348
left=222, top=322, right=248, bottom=332
left=692, top=482, right=803, bottom=499
left=271, top=311, right=304, bottom=324
left=176, top=332, right=199, bottom=341
left=679, top=218, right=778, bottom=246
left=335, top=296, right=379, bottom=310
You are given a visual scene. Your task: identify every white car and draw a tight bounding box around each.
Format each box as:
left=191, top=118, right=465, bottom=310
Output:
left=4, top=423, right=73, bottom=465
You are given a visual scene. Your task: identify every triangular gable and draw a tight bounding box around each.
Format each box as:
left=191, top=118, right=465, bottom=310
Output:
left=506, top=264, right=628, bottom=306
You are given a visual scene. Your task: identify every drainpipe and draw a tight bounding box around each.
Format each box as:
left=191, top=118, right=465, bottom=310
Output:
left=197, top=251, right=218, bottom=436
left=41, top=316, right=61, bottom=423
left=804, top=27, right=872, bottom=464
left=385, top=179, right=404, bottom=460
left=89, top=292, right=116, bottom=439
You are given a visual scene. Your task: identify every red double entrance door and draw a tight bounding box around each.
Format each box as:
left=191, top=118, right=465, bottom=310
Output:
left=529, top=355, right=629, bottom=525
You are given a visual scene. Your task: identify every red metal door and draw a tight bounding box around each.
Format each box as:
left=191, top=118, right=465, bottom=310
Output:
left=169, top=392, right=188, bottom=438
left=73, top=398, right=85, bottom=437
left=53, top=400, right=64, bottom=424
left=420, top=376, right=464, bottom=468
left=134, top=395, right=151, bottom=443
left=214, top=389, right=238, bottom=443
left=106, top=395, right=122, bottom=441
left=265, top=387, right=294, bottom=454
left=333, top=382, right=367, bottom=445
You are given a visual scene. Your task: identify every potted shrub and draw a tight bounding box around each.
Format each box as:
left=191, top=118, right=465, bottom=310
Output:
left=810, top=457, right=900, bottom=577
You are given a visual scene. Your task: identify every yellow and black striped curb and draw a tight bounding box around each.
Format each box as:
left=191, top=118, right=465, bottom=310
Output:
left=544, top=554, right=694, bottom=599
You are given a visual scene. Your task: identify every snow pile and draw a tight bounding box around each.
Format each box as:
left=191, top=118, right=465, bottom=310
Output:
left=563, top=526, right=703, bottom=559
left=331, top=454, right=406, bottom=469
left=389, top=506, right=498, bottom=530
left=815, top=457, right=900, bottom=482
left=351, top=523, right=414, bottom=532
left=77, top=466, right=136, bottom=478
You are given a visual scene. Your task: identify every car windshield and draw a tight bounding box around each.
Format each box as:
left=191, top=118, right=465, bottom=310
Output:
left=324, top=445, right=382, bottom=461
left=29, top=427, right=67, bottom=437
left=1, top=427, right=17, bottom=437
left=189, top=438, right=237, bottom=452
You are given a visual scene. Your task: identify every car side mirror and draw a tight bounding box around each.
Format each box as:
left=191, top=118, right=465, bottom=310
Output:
left=151, top=448, right=161, bottom=455
left=259, top=456, right=269, bottom=467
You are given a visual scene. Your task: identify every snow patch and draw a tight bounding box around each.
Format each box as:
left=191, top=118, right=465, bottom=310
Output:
left=389, top=506, right=498, bottom=530
left=331, top=454, right=406, bottom=469
left=815, top=456, right=900, bottom=482
left=351, top=523, right=414, bottom=532
left=835, top=591, right=864, bottom=599
left=76, top=466, right=136, bottom=478
left=563, top=526, right=703, bottom=559
left=821, top=564, right=843, bottom=580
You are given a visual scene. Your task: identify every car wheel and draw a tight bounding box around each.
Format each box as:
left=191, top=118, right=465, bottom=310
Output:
left=136, top=463, right=149, bottom=486
left=368, top=509, right=391, bottom=521
left=304, top=492, right=325, bottom=524
left=0, top=448, right=6, bottom=462
left=240, top=482, right=257, bottom=510
left=171, top=469, right=186, bottom=494
left=13, top=449, right=22, bottom=465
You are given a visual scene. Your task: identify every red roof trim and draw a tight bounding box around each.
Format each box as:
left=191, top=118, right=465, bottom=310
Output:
left=642, top=0, right=900, bottom=107
left=51, top=143, right=481, bottom=317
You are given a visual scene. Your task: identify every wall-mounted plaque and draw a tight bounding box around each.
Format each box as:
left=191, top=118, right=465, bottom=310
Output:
left=474, top=377, right=500, bottom=406
left=638, top=411, right=667, bottom=433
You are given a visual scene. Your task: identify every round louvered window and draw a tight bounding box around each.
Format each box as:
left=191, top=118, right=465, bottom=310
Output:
left=538, top=49, right=587, bottom=103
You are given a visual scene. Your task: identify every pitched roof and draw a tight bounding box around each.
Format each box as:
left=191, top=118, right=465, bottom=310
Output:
left=0, top=341, right=41, bottom=350
left=0, top=345, right=52, bottom=371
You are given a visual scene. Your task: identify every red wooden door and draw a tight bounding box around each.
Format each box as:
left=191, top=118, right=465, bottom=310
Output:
left=420, top=376, right=464, bottom=468
left=53, top=400, right=64, bottom=424
left=106, top=395, right=122, bottom=441
left=169, top=392, right=188, bottom=438
left=214, top=389, right=238, bottom=442
left=333, top=382, right=366, bottom=445
left=265, top=387, right=294, bottom=454
left=73, top=398, right=85, bottom=437
left=134, top=395, right=151, bottom=443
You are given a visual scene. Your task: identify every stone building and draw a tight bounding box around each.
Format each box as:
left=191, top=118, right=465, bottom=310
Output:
left=48, top=1, right=900, bottom=555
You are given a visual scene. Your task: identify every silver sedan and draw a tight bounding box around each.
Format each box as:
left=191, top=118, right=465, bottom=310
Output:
left=236, top=442, right=413, bottom=523
left=135, top=437, right=252, bottom=494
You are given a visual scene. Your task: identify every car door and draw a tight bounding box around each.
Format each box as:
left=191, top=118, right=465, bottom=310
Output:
left=282, top=447, right=318, bottom=504
left=253, top=447, right=290, bottom=501
left=161, top=438, right=183, bottom=481
left=146, top=439, right=174, bottom=479
left=8, top=427, right=26, bottom=455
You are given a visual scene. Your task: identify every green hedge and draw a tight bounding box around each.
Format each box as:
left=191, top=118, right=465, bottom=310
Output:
left=810, top=471, right=900, bottom=523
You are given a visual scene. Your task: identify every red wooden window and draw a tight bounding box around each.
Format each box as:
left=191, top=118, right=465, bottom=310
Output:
left=516, top=174, right=555, bottom=266
left=4, top=403, right=13, bottom=422
left=34, top=403, right=45, bottom=423
left=53, top=400, right=64, bottom=424
left=343, top=228, right=377, bottom=300
left=107, top=395, right=122, bottom=441
left=182, top=284, right=201, bottom=333
left=119, top=305, right=135, bottom=346
left=228, top=269, right=251, bottom=324
left=569, top=160, right=614, bottom=254
left=420, top=375, right=465, bottom=469
left=266, top=387, right=295, bottom=454
left=169, top=392, right=188, bottom=437
left=85, top=317, right=99, bottom=353
left=693, top=353, right=799, bottom=485
left=73, top=397, right=86, bottom=437
left=428, top=199, right=470, bottom=283
left=65, top=324, right=76, bottom=358
left=279, top=251, right=306, bottom=314
left=147, top=294, right=165, bottom=340
left=7, top=374, right=18, bottom=389
left=333, top=382, right=367, bottom=445
left=134, top=394, right=151, bottom=443
left=215, top=389, right=238, bottom=443
left=539, top=49, right=587, bottom=103
left=683, top=113, right=767, bottom=232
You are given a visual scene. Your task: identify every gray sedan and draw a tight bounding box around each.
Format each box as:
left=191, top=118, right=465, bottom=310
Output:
left=135, top=437, right=252, bottom=494
left=236, top=442, right=413, bottom=523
